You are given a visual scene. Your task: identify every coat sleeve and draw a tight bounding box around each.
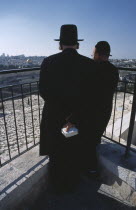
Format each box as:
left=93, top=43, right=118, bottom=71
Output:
left=39, top=58, right=49, bottom=101
left=65, top=64, right=93, bottom=126
left=96, top=67, right=119, bottom=138
left=113, top=68, right=119, bottom=92
left=39, top=57, right=74, bottom=123
left=65, top=107, right=80, bottom=125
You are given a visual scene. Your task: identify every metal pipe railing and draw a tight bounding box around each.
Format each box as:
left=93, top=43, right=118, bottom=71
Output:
left=0, top=67, right=40, bottom=74
left=125, top=78, right=136, bottom=156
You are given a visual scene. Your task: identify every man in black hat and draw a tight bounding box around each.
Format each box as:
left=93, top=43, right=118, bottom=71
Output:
left=92, top=41, right=119, bottom=145
left=39, top=24, right=95, bottom=191
left=80, top=41, right=119, bottom=178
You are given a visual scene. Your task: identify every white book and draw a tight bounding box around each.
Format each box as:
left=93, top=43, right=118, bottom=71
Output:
left=61, top=127, right=79, bottom=138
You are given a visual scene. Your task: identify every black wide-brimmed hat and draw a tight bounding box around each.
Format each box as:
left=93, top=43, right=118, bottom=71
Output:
left=54, top=24, right=84, bottom=45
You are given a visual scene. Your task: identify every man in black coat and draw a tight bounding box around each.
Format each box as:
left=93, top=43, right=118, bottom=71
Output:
left=92, top=41, right=119, bottom=141
left=84, top=41, right=119, bottom=174
left=39, top=25, right=95, bottom=191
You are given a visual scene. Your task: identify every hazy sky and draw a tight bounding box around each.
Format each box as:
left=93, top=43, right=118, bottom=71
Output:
left=0, top=0, right=136, bottom=58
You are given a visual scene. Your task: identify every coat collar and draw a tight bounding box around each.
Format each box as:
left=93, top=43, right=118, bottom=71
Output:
left=62, top=48, right=78, bottom=54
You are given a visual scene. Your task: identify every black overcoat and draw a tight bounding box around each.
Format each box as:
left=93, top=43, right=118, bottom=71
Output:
left=93, top=61, right=119, bottom=142
left=39, top=48, right=95, bottom=155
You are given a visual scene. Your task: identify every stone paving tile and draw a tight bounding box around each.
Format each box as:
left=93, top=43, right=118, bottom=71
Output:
left=31, top=176, right=135, bottom=210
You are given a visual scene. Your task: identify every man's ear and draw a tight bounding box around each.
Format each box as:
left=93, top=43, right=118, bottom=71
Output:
left=59, top=43, right=62, bottom=50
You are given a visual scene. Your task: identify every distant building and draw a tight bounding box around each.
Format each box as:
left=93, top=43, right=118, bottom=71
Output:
left=26, top=59, right=33, bottom=65
left=1, top=53, right=5, bottom=58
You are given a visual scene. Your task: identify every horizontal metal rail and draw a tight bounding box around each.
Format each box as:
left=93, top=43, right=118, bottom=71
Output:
left=0, top=67, right=40, bottom=74
left=118, top=67, right=136, bottom=71
left=0, top=90, right=39, bottom=101
left=0, top=66, right=136, bottom=75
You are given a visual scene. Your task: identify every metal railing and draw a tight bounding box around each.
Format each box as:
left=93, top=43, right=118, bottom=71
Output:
left=0, top=67, right=136, bottom=167
left=103, top=67, right=136, bottom=156
left=0, top=68, right=43, bottom=167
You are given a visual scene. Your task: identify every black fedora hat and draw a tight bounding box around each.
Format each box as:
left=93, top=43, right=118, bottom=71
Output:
left=54, top=24, right=84, bottom=45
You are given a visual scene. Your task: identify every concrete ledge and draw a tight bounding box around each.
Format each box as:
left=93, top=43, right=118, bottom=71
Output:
left=0, top=145, right=49, bottom=210
left=106, top=111, right=136, bottom=145
left=97, top=138, right=136, bottom=206
left=1, top=139, right=136, bottom=209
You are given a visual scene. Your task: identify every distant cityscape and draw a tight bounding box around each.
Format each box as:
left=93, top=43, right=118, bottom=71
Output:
left=110, top=59, right=136, bottom=68
left=0, top=53, right=46, bottom=70
left=0, top=53, right=136, bottom=70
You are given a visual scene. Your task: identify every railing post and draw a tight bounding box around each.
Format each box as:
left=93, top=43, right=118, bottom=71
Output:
left=125, top=79, right=136, bottom=157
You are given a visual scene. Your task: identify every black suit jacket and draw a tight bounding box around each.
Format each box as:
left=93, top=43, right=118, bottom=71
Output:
left=39, top=48, right=95, bottom=155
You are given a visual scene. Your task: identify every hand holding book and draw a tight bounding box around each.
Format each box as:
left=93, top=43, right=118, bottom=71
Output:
left=63, top=122, right=75, bottom=132
left=61, top=122, right=79, bottom=138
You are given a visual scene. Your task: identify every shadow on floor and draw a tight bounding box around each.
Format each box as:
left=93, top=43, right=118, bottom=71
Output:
left=31, top=175, right=135, bottom=210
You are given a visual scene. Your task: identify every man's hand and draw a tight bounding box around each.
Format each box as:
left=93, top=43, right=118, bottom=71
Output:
left=63, top=122, right=75, bottom=132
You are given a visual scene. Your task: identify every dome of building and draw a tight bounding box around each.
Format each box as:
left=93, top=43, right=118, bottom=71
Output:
left=26, top=59, right=33, bottom=64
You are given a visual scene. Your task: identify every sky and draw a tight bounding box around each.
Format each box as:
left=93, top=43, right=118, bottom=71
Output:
left=0, top=0, right=136, bottom=59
